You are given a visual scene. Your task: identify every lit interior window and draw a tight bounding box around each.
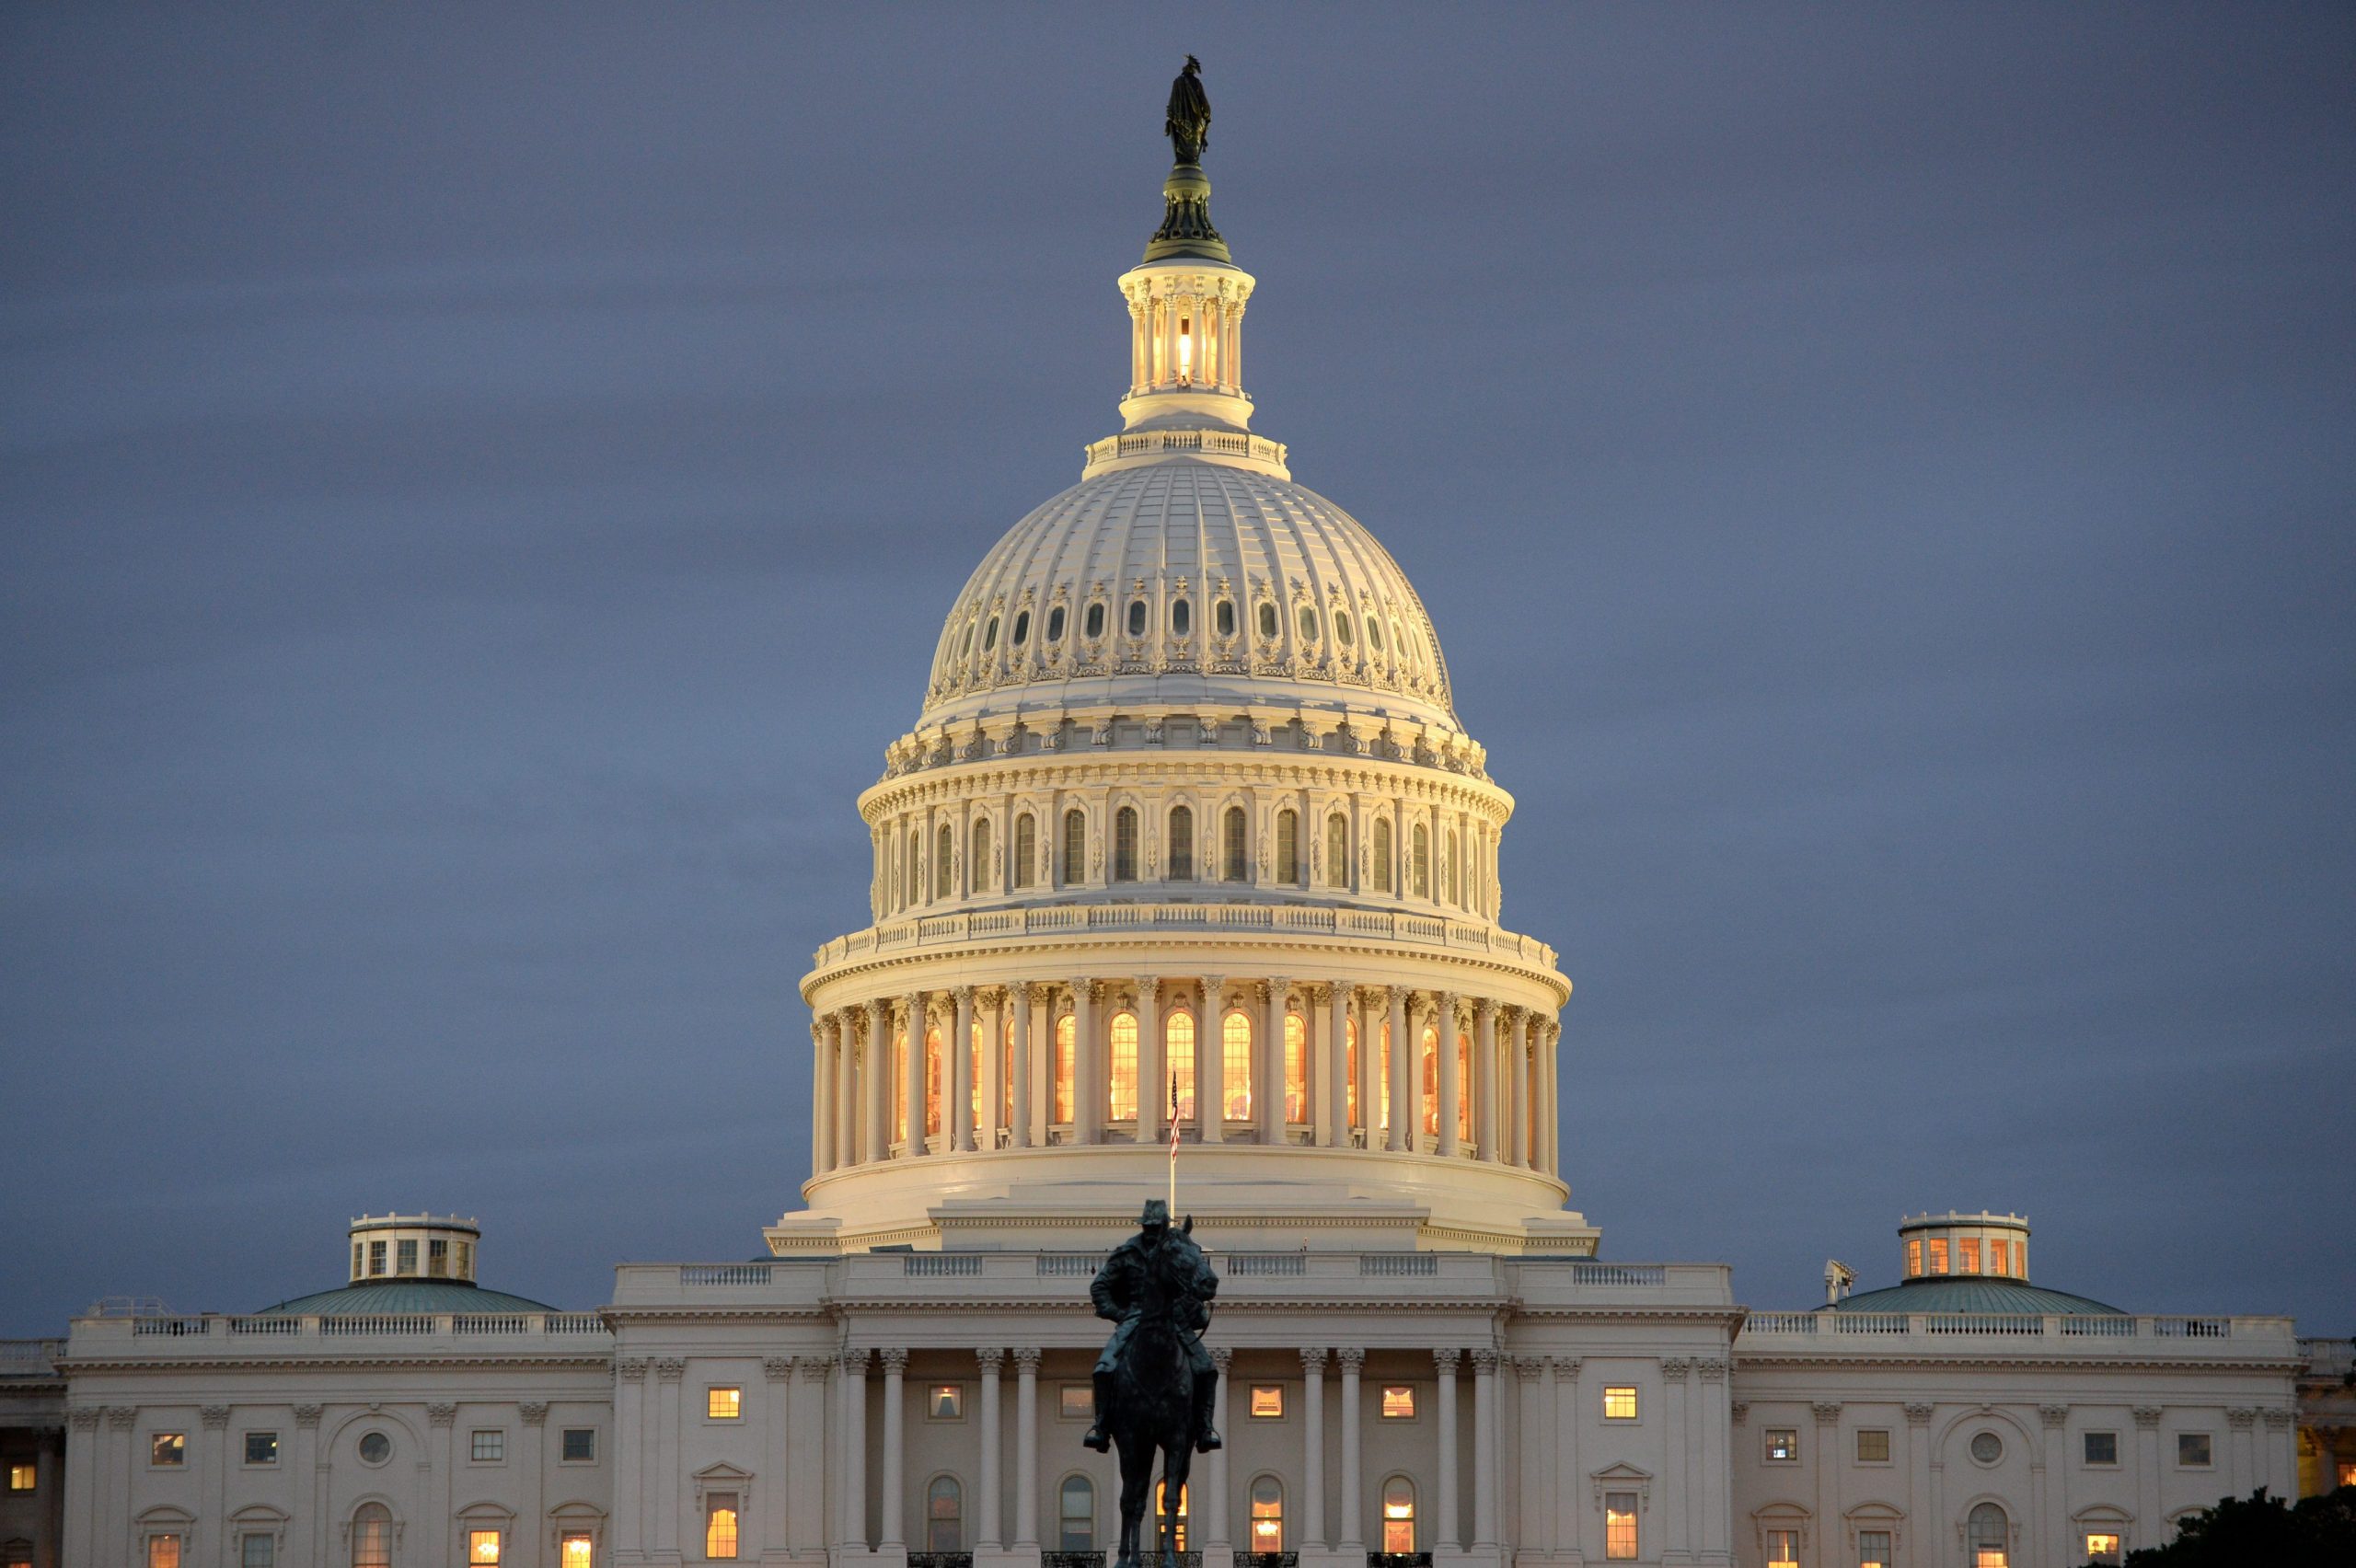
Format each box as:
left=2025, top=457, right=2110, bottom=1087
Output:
left=1249, top=1475, right=1284, bottom=1550
left=1177, top=317, right=1193, bottom=381
left=1960, top=1237, right=1981, bottom=1274
left=1054, top=1014, right=1076, bottom=1124
left=1152, top=1481, right=1188, bottom=1550
left=1603, top=1385, right=1638, bottom=1421
left=468, top=1530, right=502, bottom=1564
left=1380, top=1385, right=1415, bottom=1419
left=150, top=1434, right=185, bottom=1467
left=6, top=1461, right=34, bottom=1491
left=1380, top=1477, right=1415, bottom=1552
left=2085, top=1533, right=2122, bottom=1565
left=707, top=1387, right=742, bottom=1421
left=1765, top=1428, right=1797, bottom=1461
left=1989, top=1238, right=2010, bottom=1276
left=1766, top=1528, right=1798, bottom=1568
left=1167, top=1011, right=1197, bottom=1123
left=1221, top=1010, right=1253, bottom=1121
left=1249, top=1385, right=1284, bottom=1418
left=1059, top=1384, right=1093, bottom=1419
left=1604, top=1493, right=1638, bottom=1560
left=560, top=1534, right=594, bottom=1568
left=146, top=1538, right=182, bottom=1568
left=1925, top=1238, right=1949, bottom=1274
left=1108, top=1010, right=1139, bottom=1122
left=1285, top=1011, right=1308, bottom=1121
left=930, top=1384, right=964, bottom=1420
left=1858, top=1529, right=1892, bottom=1568
left=1905, top=1238, right=1922, bottom=1277
left=707, top=1493, right=740, bottom=1560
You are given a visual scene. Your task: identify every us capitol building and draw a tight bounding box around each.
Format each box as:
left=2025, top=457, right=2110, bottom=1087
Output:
left=3, top=76, right=2334, bottom=1568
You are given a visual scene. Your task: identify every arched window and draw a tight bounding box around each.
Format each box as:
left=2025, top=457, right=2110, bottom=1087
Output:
left=1256, top=602, right=1278, bottom=640
left=1085, top=602, right=1106, bottom=640
left=1108, top=1010, right=1139, bottom=1122
left=1380, top=1477, right=1416, bottom=1553
left=1221, top=1010, right=1253, bottom=1123
left=1223, top=806, right=1248, bottom=882
left=1420, top=1023, right=1440, bottom=1136
left=925, top=1027, right=944, bottom=1138
left=1166, top=1011, right=1197, bottom=1123
left=1153, top=1482, right=1190, bottom=1551
left=1345, top=1016, right=1360, bottom=1128
left=1412, top=824, right=1430, bottom=898
left=1114, top=807, right=1139, bottom=882
left=351, top=1504, right=394, bottom=1568
left=1373, top=817, right=1393, bottom=893
left=1457, top=1031, right=1473, bottom=1141
left=1171, top=598, right=1192, bottom=637
left=1284, top=1010, right=1308, bottom=1123
left=1045, top=605, right=1067, bottom=644
left=936, top=824, right=954, bottom=899
left=907, top=829, right=921, bottom=907
left=1249, top=1475, right=1285, bottom=1552
left=1053, top=1014, right=1076, bottom=1124
left=1275, top=809, right=1299, bottom=885
left=972, top=818, right=992, bottom=894
left=927, top=1476, right=963, bottom=1552
left=1058, top=1475, right=1096, bottom=1551
left=1168, top=806, right=1194, bottom=881
left=1967, top=1503, right=2009, bottom=1567
left=1063, top=809, right=1087, bottom=886
left=1325, top=813, right=1348, bottom=889
left=1014, top=813, right=1036, bottom=889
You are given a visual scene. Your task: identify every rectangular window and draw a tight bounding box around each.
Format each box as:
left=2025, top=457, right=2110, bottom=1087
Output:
left=1858, top=1529, right=1892, bottom=1568
left=2085, top=1532, right=2122, bottom=1565
left=1904, top=1238, right=1922, bottom=1276
left=368, top=1239, right=387, bottom=1275
left=5, top=1462, right=31, bottom=1492
left=1989, top=1238, right=2010, bottom=1275
left=429, top=1238, right=449, bottom=1276
left=1959, top=1237, right=1981, bottom=1274
left=150, top=1433, right=185, bottom=1467
left=241, top=1537, right=276, bottom=1568
left=2178, top=1431, right=2212, bottom=1467
left=2340, top=1459, right=2356, bottom=1489
left=456, top=1240, right=472, bottom=1277
left=1603, top=1385, right=1638, bottom=1421
left=708, top=1387, right=743, bottom=1421
left=1380, top=1385, right=1416, bottom=1419
left=2085, top=1430, right=2119, bottom=1466
left=471, top=1429, right=504, bottom=1462
left=244, top=1431, right=278, bottom=1466
left=1856, top=1428, right=1890, bottom=1463
left=147, top=1539, right=182, bottom=1568
left=707, top=1493, right=740, bottom=1560
left=560, top=1532, right=594, bottom=1568
left=1604, top=1493, right=1638, bottom=1561
left=1925, top=1238, right=1948, bottom=1274
left=397, top=1239, right=418, bottom=1275
left=1059, top=1384, right=1093, bottom=1420
left=468, top=1530, right=502, bottom=1564
left=561, top=1427, right=596, bottom=1463
left=1766, top=1529, right=1799, bottom=1568
left=1765, top=1427, right=1798, bottom=1461
left=929, top=1384, right=964, bottom=1420
left=1250, top=1385, right=1284, bottom=1418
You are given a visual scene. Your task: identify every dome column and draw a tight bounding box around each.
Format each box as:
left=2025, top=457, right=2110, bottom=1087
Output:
left=811, top=1020, right=833, bottom=1177
left=1319, top=981, right=1350, bottom=1147
left=1437, top=991, right=1462, bottom=1158
left=1537, top=1019, right=1560, bottom=1176
left=863, top=998, right=888, bottom=1165
left=836, top=1010, right=859, bottom=1170
left=1071, top=980, right=1102, bottom=1143
left=1199, top=977, right=1225, bottom=1141
left=1508, top=1009, right=1531, bottom=1169
left=1262, top=978, right=1290, bottom=1141
left=1136, top=976, right=1163, bottom=1144
left=1008, top=984, right=1034, bottom=1148
left=1474, top=999, right=1499, bottom=1163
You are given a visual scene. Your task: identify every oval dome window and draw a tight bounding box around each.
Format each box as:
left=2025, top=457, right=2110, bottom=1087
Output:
left=1084, top=603, right=1106, bottom=640
left=1126, top=599, right=1148, bottom=637
left=960, top=624, right=975, bottom=657
left=1257, top=603, right=1278, bottom=640
left=1215, top=600, right=1235, bottom=638
left=1012, top=609, right=1031, bottom=646
left=1297, top=605, right=1319, bottom=641
left=1368, top=617, right=1384, bottom=652
left=1335, top=610, right=1354, bottom=646
left=1046, top=605, right=1067, bottom=643
left=983, top=616, right=999, bottom=651
left=1171, top=599, right=1191, bottom=637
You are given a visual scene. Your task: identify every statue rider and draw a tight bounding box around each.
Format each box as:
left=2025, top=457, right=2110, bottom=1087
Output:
left=1084, top=1198, right=1221, bottom=1454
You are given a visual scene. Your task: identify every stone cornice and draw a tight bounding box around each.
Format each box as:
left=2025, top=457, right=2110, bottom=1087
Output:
left=1731, top=1351, right=2305, bottom=1375
left=864, top=746, right=1506, bottom=819
left=58, top=1353, right=615, bottom=1375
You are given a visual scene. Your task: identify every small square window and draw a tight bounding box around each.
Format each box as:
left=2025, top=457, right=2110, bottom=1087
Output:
left=560, top=1532, right=593, bottom=1568
left=708, top=1387, right=743, bottom=1421
left=2085, top=1532, right=2122, bottom=1565
left=1058, top=1384, right=1093, bottom=1420
left=1764, top=1427, right=1798, bottom=1461
left=1250, top=1385, right=1285, bottom=1419
left=471, top=1429, right=505, bottom=1462
left=6, top=1461, right=33, bottom=1491
left=1380, top=1385, right=1415, bottom=1419
left=929, top=1384, right=964, bottom=1420
left=2085, top=1431, right=2119, bottom=1466
left=560, top=1427, right=596, bottom=1463
left=146, top=1537, right=182, bottom=1568
left=244, top=1431, right=278, bottom=1466
left=150, top=1433, right=186, bottom=1467
left=468, top=1528, right=502, bottom=1564
left=241, top=1535, right=276, bottom=1568
left=2177, top=1432, right=2212, bottom=1468
left=1603, top=1386, right=1638, bottom=1421
left=1855, top=1428, right=1890, bottom=1463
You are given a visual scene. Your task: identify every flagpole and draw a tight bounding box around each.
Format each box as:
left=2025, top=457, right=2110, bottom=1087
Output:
left=1168, top=1070, right=1180, bottom=1214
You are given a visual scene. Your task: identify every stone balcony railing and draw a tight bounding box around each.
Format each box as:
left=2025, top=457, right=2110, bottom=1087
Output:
left=0, top=1338, right=64, bottom=1378
left=63, top=1312, right=610, bottom=1361
left=1081, top=427, right=1287, bottom=475
left=2301, top=1336, right=2355, bottom=1379
left=1739, top=1310, right=2300, bottom=1356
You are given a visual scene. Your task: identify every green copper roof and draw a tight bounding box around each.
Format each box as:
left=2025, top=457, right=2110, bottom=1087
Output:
left=1833, top=1276, right=2124, bottom=1316
left=255, top=1280, right=562, bottom=1316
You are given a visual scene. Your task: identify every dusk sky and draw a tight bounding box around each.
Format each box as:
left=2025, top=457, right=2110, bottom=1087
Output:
left=4, top=5, right=2351, bottom=1338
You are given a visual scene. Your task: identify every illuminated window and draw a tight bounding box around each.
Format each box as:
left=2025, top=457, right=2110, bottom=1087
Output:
left=1046, top=605, right=1066, bottom=643
left=1412, top=824, right=1429, bottom=897
left=1988, top=1238, right=2009, bottom=1275
left=1151, top=1481, right=1188, bottom=1550
left=1766, top=1528, right=1798, bottom=1568
left=1904, top=1239, right=1922, bottom=1277
left=1925, top=1238, right=1949, bottom=1275
left=1380, top=1386, right=1416, bottom=1419
left=972, top=818, right=992, bottom=893
left=928, top=1476, right=964, bottom=1551
left=706, top=1493, right=740, bottom=1560
left=1063, top=810, right=1086, bottom=885
left=1108, top=1010, right=1139, bottom=1122
left=1222, top=807, right=1247, bottom=882
left=1380, top=1477, right=1415, bottom=1552
left=1167, top=1011, right=1197, bottom=1122
left=560, top=1533, right=593, bottom=1568
left=2085, top=1533, right=2122, bottom=1565
left=468, top=1530, right=502, bottom=1564
left=1169, top=806, right=1194, bottom=880
left=936, top=824, right=954, bottom=898
left=1221, top=1010, right=1253, bottom=1121
left=1858, top=1529, right=1892, bottom=1568
left=1373, top=818, right=1392, bottom=892
left=1284, top=1010, right=1308, bottom=1122
left=1419, top=1025, right=1439, bottom=1136
left=1249, top=1474, right=1284, bottom=1551
left=1377, top=1020, right=1392, bottom=1132
left=1059, top=1385, right=1093, bottom=1420
left=1856, top=1428, right=1889, bottom=1463
left=562, top=1428, right=596, bottom=1462
left=1604, top=1493, right=1638, bottom=1560
left=972, top=1022, right=984, bottom=1133
left=1275, top=809, right=1299, bottom=884
left=429, top=1238, right=448, bottom=1276
left=2339, top=1459, right=2356, bottom=1489
left=397, top=1239, right=417, bottom=1274
left=2177, top=1432, right=2212, bottom=1468
left=1256, top=601, right=1278, bottom=640
left=1000, top=1013, right=1015, bottom=1131
left=1765, top=1427, right=1798, bottom=1461
left=471, top=1429, right=504, bottom=1462
left=1114, top=807, right=1139, bottom=882
left=147, top=1539, right=182, bottom=1568
left=1059, top=1474, right=1095, bottom=1549
left=708, top=1387, right=742, bottom=1421
left=1457, top=1032, right=1472, bottom=1140
left=1015, top=813, right=1036, bottom=887
left=1250, top=1386, right=1284, bottom=1418
left=151, top=1433, right=185, bottom=1467
left=1965, top=1502, right=2007, bottom=1566
left=1326, top=813, right=1348, bottom=888
left=925, top=1027, right=944, bottom=1137
left=1054, top=1014, right=1076, bottom=1124
left=6, top=1461, right=31, bottom=1491
left=2084, top=1431, right=2118, bottom=1466
left=1960, top=1237, right=1981, bottom=1274
left=352, top=1504, right=393, bottom=1568
left=242, top=1536, right=276, bottom=1568
left=1345, top=1016, right=1360, bottom=1126
left=1603, top=1386, right=1638, bottom=1421
left=930, top=1385, right=964, bottom=1420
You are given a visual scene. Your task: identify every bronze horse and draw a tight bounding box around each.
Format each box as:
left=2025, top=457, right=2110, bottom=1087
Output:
left=1096, top=1216, right=1220, bottom=1568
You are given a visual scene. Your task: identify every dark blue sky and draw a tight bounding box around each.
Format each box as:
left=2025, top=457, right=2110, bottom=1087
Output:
left=4, top=5, right=2351, bottom=1336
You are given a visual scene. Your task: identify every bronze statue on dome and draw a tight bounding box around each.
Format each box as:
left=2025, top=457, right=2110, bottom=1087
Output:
left=1166, top=56, right=1211, bottom=166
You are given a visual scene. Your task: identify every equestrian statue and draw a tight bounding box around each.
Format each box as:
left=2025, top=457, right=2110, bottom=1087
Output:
left=1084, top=1198, right=1222, bottom=1568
